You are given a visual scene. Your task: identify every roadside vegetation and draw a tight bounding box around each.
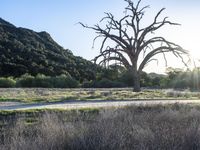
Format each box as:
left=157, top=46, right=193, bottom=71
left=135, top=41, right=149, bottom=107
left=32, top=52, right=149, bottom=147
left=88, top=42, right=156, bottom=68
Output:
left=0, top=88, right=200, bottom=103
left=1, top=104, right=200, bottom=149
left=0, top=67, right=200, bottom=103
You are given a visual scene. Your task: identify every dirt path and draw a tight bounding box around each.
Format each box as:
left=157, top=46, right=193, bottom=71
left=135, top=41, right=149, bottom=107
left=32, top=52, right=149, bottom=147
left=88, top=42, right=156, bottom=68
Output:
left=0, top=99, right=200, bottom=110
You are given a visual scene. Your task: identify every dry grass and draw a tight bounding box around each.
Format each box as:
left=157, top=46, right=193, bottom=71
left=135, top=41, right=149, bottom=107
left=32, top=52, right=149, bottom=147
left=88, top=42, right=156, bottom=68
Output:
left=0, top=88, right=200, bottom=103
left=1, top=104, right=200, bottom=149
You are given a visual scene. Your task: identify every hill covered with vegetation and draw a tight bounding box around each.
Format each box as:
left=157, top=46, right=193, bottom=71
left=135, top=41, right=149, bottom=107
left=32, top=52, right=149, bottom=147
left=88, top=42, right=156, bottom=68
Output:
left=0, top=18, right=99, bottom=81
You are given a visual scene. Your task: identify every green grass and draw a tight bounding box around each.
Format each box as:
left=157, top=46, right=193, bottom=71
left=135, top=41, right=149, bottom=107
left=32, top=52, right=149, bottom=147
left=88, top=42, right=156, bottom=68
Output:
left=0, top=88, right=200, bottom=103
left=0, top=107, right=100, bottom=116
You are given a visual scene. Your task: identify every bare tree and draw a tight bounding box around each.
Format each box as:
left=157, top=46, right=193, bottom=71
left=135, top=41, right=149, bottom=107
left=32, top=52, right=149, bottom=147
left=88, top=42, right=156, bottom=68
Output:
left=80, top=0, right=188, bottom=92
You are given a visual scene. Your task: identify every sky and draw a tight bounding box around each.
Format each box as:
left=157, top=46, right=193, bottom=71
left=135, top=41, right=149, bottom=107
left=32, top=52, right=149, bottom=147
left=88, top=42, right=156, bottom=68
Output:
left=1, top=0, right=200, bottom=74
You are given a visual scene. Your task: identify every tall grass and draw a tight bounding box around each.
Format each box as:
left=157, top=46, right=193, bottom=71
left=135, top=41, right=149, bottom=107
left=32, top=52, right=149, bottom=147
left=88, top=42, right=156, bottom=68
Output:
left=1, top=104, right=200, bottom=149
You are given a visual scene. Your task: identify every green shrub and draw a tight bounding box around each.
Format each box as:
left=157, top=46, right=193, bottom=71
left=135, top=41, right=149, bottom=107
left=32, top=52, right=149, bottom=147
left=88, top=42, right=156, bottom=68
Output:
left=81, top=80, right=95, bottom=88
left=0, top=77, right=16, bottom=87
left=16, top=74, right=54, bottom=88
left=16, top=74, right=79, bottom=88
left=82, top=78, right=126, bottom=88
left=93, top=78, right=126, bottom=88
left=118, top=71, right=133, bottom=87
left=16, top=74, right=35, bottom=87
left=52, top=74, right=79, bottom=88
left=34, top=74, right=53, bottom=88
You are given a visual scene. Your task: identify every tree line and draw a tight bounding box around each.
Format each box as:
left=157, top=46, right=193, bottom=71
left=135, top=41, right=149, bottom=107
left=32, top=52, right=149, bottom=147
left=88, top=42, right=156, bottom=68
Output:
left=0, top=67, right=199, bottom=90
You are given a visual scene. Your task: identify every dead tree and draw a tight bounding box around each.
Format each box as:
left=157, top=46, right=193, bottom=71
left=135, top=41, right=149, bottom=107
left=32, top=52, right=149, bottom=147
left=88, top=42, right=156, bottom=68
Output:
left=80, top=0, right=188, bottom=92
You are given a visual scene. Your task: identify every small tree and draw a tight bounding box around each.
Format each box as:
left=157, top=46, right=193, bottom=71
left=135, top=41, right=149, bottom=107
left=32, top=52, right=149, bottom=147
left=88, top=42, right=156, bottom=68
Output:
left=80, top=0, right=188, bottom=91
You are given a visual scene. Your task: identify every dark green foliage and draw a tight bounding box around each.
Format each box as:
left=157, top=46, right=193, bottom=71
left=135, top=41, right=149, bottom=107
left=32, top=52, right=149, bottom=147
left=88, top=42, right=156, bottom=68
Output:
left=0, top=18, right=98, bottom=81
left=0, top=77, right=16, bottom=87
left=81, top=66, right=167, bottom=88
left=33, top=74, right=53, bottom=88
left=16, top=74, right=79, bottom=88
left=118, top=71, right=134, bottom=87
left=96, top=66, right=121, bottom=81
left=82, top=78, right=126, bottom=88
left=52, top=74, right=79, bottom=88
left=16, top=74, right=35, bottom=87
left=95, top=78, right=126, bottom=88
left=111, top=69, right=165, bottom=88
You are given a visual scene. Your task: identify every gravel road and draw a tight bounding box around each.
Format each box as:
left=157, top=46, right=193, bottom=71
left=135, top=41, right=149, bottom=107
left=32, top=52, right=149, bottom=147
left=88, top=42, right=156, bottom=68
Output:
left=0, top=99, right=200, bottom=110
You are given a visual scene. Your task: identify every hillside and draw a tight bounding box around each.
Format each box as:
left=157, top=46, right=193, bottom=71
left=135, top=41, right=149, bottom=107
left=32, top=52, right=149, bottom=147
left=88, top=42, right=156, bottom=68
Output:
left=0, top=18, right=98, bottom=81
left=148, top=72, right=166, bottom=78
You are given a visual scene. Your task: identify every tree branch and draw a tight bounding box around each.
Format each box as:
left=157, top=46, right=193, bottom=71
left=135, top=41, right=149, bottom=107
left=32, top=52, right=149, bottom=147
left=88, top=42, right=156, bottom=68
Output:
left=138, top=46, right=188, bottom=72
left=93, top=48, right=131, bottom=69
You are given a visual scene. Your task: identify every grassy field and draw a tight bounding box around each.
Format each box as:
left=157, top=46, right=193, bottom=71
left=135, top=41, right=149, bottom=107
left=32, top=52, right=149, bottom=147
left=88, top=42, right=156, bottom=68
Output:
left=1, top=104, right=200, bottom=149
left=0, top=88, right=200, bottom=103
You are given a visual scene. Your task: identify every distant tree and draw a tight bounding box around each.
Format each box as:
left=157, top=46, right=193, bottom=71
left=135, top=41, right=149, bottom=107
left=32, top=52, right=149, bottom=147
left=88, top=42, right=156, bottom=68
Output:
left=165, top=67, right=200, bottom=90
left=80, top=0, right=188, bottom=91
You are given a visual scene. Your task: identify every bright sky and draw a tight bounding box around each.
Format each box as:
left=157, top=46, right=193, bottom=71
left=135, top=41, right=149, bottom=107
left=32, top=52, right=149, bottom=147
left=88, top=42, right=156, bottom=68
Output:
left=1, top=0, right=200, bottom=74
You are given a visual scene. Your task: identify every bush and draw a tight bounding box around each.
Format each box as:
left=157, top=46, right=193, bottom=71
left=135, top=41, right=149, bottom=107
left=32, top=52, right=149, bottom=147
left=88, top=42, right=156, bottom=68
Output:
left=85, top=78, right=126, bottom=88
left=52, top=74, right=79, bottom=88
left=16, top=74, right=35, bottom=87
left=0, top=77, right=16, bottom=88
left=16, top=74, right=79, bottom=88
left=82, top=78, right=126, bottom=88
left=81, top=80, right=95, bottom=88
left=118, top=71, right=133, bottom=87
left=34, top=74, right=53, bottom=88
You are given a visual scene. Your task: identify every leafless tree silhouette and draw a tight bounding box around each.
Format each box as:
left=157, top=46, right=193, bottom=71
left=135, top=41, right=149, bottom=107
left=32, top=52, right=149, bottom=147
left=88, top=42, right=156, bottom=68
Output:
left=80, top=0, right=188, bottom=91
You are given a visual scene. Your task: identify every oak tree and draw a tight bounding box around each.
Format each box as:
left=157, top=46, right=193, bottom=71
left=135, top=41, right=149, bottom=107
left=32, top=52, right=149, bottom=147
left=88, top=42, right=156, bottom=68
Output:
left=81, top=0, right=188, bottom=91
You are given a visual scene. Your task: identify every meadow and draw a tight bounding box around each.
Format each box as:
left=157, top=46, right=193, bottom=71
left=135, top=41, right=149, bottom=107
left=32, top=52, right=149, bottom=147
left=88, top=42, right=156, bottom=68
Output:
left=1, top=104, right=200, bottom=149
left=0, top=88, right=200, bottom=103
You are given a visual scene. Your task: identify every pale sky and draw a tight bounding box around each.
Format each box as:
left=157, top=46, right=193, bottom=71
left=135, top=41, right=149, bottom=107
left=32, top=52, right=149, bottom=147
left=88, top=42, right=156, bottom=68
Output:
left=1, top=0, right=200, bottom=74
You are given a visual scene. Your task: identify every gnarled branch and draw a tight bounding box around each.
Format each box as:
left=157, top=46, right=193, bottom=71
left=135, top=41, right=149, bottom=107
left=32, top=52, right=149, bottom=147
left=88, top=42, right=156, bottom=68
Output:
left=80, top=0, right=188, bottom=91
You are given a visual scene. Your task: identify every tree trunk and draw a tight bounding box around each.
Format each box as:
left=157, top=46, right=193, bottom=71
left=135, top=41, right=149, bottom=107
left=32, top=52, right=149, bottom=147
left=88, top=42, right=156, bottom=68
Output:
left=132, top=69, right=141, bottom=92
left=133, top=74, right=141, bottom=92
left=134, top=77, right=141, bottom=92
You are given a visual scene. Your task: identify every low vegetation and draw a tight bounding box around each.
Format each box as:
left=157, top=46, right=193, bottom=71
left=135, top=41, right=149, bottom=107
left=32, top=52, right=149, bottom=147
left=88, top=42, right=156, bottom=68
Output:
left=0, top=67, right=200, bottom=91
left=1, top=104, right=200, bottom=149
left=0, top=88, right=199, bottom=103
left=15, top=74, right=78, bottom=88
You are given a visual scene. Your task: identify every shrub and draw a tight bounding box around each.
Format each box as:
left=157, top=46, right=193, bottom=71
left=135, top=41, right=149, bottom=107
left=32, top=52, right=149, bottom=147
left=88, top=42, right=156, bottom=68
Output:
left=93, top=78, right=126, bottom=88
left=81, top=80, right=95, bottom=88
left=16, top=74, right=35, bottom=87
left=52, top=74, right=79, bottom=88
left=0, top=77, right=16, bottom=87
left=82, top=78, right=126, bottom=88
left=118, top=71, right=133, bottom=87
left=16, top=74, right=79, bottom=88
left=34, top=74, right=53, bottom=88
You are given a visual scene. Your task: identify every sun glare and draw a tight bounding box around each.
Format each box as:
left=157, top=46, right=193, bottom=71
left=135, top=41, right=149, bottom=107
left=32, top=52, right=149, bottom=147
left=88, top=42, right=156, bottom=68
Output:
left=190, top=49, right=200, bottom=60
left=188, top=49, right=200, bottom=68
